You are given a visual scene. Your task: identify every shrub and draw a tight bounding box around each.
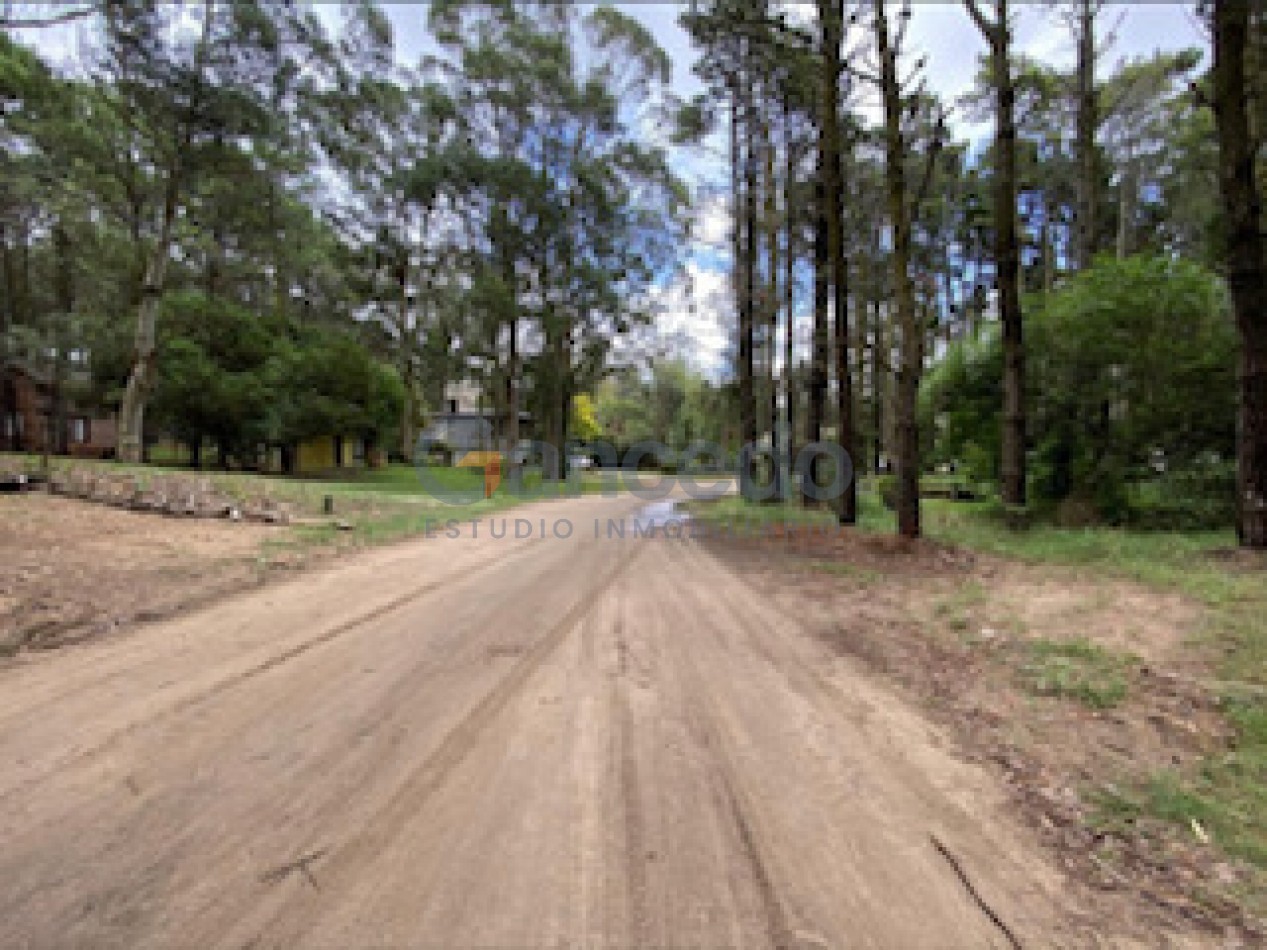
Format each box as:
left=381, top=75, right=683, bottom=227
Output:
left=923, top=256, right=1236, bottom=525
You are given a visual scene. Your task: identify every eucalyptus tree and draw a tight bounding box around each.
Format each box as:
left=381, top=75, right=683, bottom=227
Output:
left=315, top=3, right=470, bottom=456
left=97, top=0, right=302, bottom=461
left=532, top=5, right=684, bottom=476
left=431, top=1, right=685, bottom=478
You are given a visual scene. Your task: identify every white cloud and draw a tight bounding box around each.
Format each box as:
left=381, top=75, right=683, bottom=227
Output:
left=692, top=193, right=731, bottom=249
left=650, top=261, right=732, bottom=378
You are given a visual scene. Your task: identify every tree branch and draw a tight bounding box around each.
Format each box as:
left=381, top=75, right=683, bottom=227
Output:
left=1, top=2, right=98, bottom=29
left=962, top=0, right=994, bottom=40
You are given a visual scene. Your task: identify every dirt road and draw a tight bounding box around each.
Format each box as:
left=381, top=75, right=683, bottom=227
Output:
left=0, top=493, right=1136, bottom=947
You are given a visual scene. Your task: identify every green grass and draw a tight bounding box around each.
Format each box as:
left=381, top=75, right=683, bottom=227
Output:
left=1019, top=638, right=1135, bottom=709
left=684, top=487, right=894, bottom=533
left=923, top=498, right=1238, bottom=596
left=684, top=495, right=838, bottom=527
left=923, top=498, right=1266, bottom=875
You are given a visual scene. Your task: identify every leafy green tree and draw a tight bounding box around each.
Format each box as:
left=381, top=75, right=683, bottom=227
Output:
left=923, top=256, right=1236, bottom=524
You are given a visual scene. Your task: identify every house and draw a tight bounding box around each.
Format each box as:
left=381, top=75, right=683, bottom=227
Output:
left=260, top=434, right=386, bottom=476
left=1, top=364, right=116, bottom=459
left=417, top=381, right=532, bottom=465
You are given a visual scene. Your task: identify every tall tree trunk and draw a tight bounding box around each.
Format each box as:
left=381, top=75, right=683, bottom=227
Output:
left=805, top=176, right=829, bottom=505
left=1116, top=159, right=1136, bottom=260
left=1, top=223, right=16, bottom=333
left=51, top=222, right=74, bottom=456
left=968, top=0, right=1027, bottom=507
left=398, top=262, right=417, bottom=460
left=117, top=165, right=179, bottom=463
left=995, top=4, right=1026, bottom=507
left=735, top=85, right=758, bottom=494
left=1074, top=0, right=1101, bottom=270
left=505, top=313, right=520, bottom=482
left=819, top=0, right=857, bottom=522
left=870, top=296, right=884, bottom=474
left=17, top=221, right=31, bottom=328
left=764, top=115, right=782, bottom=499
left=783, top=102, right=796, bottom=500
left=877, top=0, right=921, bottom=538
left=1213, top=0, right=1267, bottom=547
left=834, top=252, right=853, bottom=517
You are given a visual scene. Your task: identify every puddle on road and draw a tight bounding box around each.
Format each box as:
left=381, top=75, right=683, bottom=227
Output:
left=634, top=499, right=689, bottom=530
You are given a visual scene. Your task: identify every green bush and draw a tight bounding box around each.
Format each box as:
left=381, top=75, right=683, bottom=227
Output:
left=1126, top=459, right=1237, bottom=530
left=923, top=256, right=1236, bottom=526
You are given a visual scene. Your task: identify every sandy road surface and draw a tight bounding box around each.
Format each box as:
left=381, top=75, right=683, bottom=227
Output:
left=0, top=493, right=1119, bottom=947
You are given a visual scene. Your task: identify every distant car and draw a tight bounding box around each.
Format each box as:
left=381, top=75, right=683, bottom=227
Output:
left=569, top=455, right=594, bottom=470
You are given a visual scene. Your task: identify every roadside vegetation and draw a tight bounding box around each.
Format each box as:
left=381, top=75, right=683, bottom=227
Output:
left=690, top=487, right=1266, bottom=927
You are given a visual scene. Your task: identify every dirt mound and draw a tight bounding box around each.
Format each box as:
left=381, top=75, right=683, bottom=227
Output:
left=49, top=467, right=291, bottom=523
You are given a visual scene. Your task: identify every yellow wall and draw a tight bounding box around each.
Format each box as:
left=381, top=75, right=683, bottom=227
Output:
left=296, top=436, right=336, bottom=473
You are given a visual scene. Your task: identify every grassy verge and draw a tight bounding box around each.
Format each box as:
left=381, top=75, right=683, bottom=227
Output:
left=927, top=503, right=1266, bottom=880
left=1019, top=637, right=1136, bottom=710
left=682, top=488, right=893, bottom=532
left=923, top=502, right=1267, bottom=873
left=691, top=486, right=1267, bottom=883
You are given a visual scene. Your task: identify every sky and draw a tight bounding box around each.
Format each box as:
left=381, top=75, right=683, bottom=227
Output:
left=365, top=2, right=1208, bottom=377
left=14, top=2, right=1211, bottom=378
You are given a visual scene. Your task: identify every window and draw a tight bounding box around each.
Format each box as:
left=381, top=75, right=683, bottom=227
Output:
left=69, top=418, right=88, bottom=444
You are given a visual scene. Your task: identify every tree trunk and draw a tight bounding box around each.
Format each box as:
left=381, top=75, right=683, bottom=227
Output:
left=877, top=0, right=921, bottom=538
left=820, top=0, right=857, bottom=523
left=51, top=222, right=74, bottom=456
left=1, top=223, right=16, bottom=332
left=401, top=382, right=417, bottom=461
left=993, top=3, right=1027, bottom=508
left=1213, top=0, right=1267, bottom=547
left=871, top=296, right=884, bottom=474
left=117, top=168, right=179, bottom=464
left=1075, top=0, right=1100, bottom=270
left=398, top=259, right=416, bottom=460
left=505, top=314, right=520, bottom=481
left=783, top=101, right=796, bottom=499
left=735, top=85, right=758, bottom=495
left=1116, top=159, right=1136, bottom=260
left=764, top=116, right=781, bottom=499
left=805, top=176, right=829, bottom=505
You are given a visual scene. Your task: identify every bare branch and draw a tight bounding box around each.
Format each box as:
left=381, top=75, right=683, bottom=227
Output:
left=962, top=0, right=994, bottom=40
left=0, top=2, right=98, bottom=30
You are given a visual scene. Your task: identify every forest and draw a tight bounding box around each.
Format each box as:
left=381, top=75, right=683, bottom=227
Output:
left=681, top=0, right=1264, bottom=545
left=1, top=0, right=1265, bottom=548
